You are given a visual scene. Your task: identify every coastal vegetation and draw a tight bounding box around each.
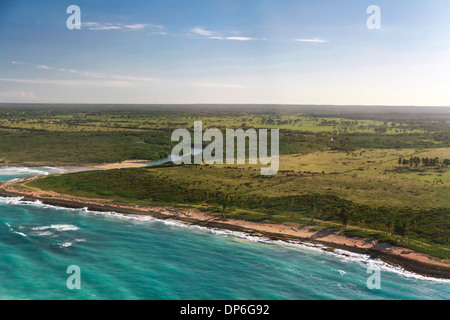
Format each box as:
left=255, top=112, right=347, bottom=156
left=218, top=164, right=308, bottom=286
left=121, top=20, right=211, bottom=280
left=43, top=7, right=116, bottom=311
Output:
left=1, top=104, right=449, bottom=260
left=26, top=148, right=450, bottom=260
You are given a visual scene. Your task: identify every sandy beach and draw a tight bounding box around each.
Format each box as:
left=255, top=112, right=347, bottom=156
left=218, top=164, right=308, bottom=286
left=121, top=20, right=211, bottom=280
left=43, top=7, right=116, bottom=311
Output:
left=0, top=177, right=449, bottom=279
left=58, top=160, right=149, bottom=173
left=0, top=159, right=149, bottom=174
left=92, top=160, right=149, bottom=170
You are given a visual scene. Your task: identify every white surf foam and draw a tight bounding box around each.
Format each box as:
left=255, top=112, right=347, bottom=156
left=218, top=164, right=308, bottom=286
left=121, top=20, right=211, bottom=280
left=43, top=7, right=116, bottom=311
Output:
left=0, top=166, right=66, bottom=178
left=276, top=240, right=450, bottom=283
left=57, top=239, right=86, bottom=248
left=34, top=231, right=54, bottom=236
left=31, top=224, right=79, bottom=232
left=76, top=208, right=450, bottom=282
left=4, top=222, right=28, bottom=238
left=1, top=195, right=449, bottom=283
left=14, top=231, right=28, bottom=238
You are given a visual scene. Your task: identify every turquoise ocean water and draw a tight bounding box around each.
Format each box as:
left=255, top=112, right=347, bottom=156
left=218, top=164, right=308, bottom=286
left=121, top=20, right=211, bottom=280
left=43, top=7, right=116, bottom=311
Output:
left=0, top=167, right=449, bottom=300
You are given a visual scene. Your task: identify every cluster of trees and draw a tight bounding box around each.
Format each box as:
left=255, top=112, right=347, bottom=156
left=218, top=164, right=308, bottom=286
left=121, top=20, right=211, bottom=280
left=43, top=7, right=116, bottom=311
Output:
left=398, top=157, right=449, bottom=167
left=374, top=126, right=388, bottom=133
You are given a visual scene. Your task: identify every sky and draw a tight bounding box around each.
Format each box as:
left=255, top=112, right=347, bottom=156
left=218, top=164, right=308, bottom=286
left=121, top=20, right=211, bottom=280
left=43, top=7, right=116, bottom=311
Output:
left=0, top=0, right=449, bottom=106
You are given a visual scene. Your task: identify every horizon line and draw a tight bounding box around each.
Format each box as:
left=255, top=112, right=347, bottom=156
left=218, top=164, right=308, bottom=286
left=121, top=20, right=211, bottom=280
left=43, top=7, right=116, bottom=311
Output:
left=0, top=102, right=449, bottom=108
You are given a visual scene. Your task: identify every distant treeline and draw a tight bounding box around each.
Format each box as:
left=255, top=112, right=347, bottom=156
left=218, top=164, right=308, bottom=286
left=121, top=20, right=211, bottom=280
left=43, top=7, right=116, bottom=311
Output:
left=0, top=105, right=449, bottom=164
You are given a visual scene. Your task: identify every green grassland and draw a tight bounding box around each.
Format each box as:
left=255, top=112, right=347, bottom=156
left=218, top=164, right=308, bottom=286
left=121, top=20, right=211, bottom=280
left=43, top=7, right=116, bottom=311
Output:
left=0, top=130, right=172, bottom=165
left=1, top=105, right=448, bottom=135
left=27, top=147, right=450, bottom=260
left=2, top=104, right=450, bottom=259
left=0, top=104, right=449, bottom=165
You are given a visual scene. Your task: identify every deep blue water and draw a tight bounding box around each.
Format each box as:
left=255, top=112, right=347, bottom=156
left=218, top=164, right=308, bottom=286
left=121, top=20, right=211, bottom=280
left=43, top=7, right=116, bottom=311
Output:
left=0, top=167, right=449, bottom=300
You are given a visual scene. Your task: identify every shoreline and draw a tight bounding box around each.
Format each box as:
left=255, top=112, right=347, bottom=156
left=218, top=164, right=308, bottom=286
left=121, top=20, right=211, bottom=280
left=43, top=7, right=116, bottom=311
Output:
left=0, top=160, right=150, bottom=172
left=0, top=178, right=449, bottom=280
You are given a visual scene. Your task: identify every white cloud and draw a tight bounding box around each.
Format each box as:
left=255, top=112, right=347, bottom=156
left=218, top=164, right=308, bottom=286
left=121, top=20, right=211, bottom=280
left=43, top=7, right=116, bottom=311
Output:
left=109, top=74, right=155, bottom=82
left=123, top=24, right=149, bottom=30
left=59, top=67, right=155, bottom=82
left=190, top=27, right=260, bottom=41
left=36, top=64, right=52, bottom=70
left=82, top=22, right=165, bottom=33
left=195, top=82, right=248, bottom=89
left=10, top=61, right=156, bottom=84
left=83, top=22, right=122, bottom=30
left=0, top=78, right=138, bottom=88
left=294, top=38, right=328, bottom=43
left=65, top=68, right=105, bottom=78
left=225, top=36, right=256, bottom=41
left=0, top=90, right=39, bottom=101
left=191, top=27, right=216, bottom=37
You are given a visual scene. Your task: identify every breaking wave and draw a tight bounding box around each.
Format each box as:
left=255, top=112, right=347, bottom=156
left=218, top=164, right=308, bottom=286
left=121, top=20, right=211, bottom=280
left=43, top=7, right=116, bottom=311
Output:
left=1, top=195, right=448, bottom=283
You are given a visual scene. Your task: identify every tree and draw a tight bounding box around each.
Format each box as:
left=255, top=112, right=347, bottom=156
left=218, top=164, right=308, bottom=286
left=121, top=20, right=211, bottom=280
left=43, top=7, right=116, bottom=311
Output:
left=338, top=207, right=354, bottom=228
left=394, top=220, right=410, bottom=236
